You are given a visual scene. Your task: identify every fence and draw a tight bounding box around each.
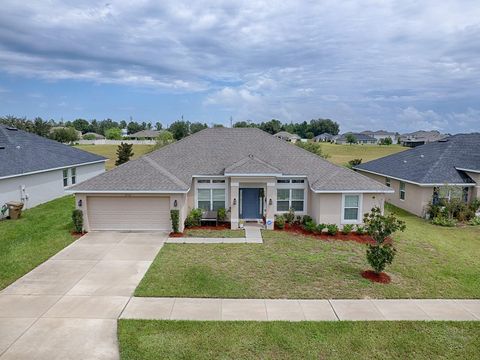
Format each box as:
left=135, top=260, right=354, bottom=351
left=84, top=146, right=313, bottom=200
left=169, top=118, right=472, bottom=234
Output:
left=76, top=139, right=156, bottom=145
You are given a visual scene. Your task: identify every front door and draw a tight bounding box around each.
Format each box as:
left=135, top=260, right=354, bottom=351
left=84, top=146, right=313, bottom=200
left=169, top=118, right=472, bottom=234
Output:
left=240, top=188, right=261, bottom=219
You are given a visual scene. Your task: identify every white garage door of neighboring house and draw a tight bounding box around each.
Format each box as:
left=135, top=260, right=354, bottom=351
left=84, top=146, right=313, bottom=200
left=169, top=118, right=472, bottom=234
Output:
left=87, top=196, right=171, bottom=231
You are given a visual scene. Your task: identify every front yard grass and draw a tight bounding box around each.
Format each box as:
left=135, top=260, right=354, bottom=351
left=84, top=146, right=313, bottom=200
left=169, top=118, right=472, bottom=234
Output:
left=74, top=144, right=153, bottom=170
left=0, top=196, right=76, bottom=290
left=135, top=204, right=480, bottom=298
left=322, top=143, right=406, bottom=166
left=118, top=320, right=480, bottom=360
left=184, top=228, right=245, bottom=238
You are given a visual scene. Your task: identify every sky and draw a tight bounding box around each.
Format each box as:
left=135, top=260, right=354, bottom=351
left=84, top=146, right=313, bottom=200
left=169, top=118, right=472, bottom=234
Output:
left=0, top=0, right=479, bottom=133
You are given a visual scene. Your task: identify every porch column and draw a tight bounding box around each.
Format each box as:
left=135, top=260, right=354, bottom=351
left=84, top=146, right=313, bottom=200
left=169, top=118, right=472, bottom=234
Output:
left=265, top=181, right=276, bottom=230
left=230, top=181, right=239, bottom=229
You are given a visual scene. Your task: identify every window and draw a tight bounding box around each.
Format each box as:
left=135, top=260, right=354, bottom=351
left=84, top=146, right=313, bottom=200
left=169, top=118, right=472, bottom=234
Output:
left=71, top=168, right=77, bottom=185
left=385, top=177, right=390, bottom=187
left=277, top=179, right=290, bottom=184
left=399, top=182, right=406, bottom=200
left=291, top=179, right=305, bottom=183
left=197, top=189, right=226, bottom=211
left=63, top=169, right=68, bottom=187
left=197, top=179, right=211, bottom=184
left=276, top=189, right=304, bottom=212
left=212, top=179, right=225, bottom=183
left=343, top=194, right=360, bottom=222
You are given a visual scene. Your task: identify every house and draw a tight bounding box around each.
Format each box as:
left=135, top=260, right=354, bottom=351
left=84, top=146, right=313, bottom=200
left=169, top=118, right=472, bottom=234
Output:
left=127, top=130, right=161, bottom=139
left=335, top=133, right=377, bottom=145
left=0, top=125, right=106, bottom=210
left=274, top=131, right=301, bottom=143
left=313, top=133, right=335, bottom=142
left=82, top=132, right=105, bottom=140
left=361, top=130, right=397, bottom=143
left=354, top=133, right=480, bottom=217
left=398, top=130, right=447, bottom=147
left=71, top=128, right=392, bottom=232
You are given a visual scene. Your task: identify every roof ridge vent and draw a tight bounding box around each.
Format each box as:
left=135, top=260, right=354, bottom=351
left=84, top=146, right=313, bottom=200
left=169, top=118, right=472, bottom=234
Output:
left=248, top=154, right=254, bottom=158
left=420, top=154, right=424, bottom=158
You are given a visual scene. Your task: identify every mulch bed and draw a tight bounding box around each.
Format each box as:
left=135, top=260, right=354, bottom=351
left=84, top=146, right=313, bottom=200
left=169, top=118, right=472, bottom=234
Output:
left=275, top=224, right=392, bottom=245
left=361, top=270, right=391, bottom=284
left=169, top=223, right=232, bottom=237
left=70, top=231, right=86, bottom=239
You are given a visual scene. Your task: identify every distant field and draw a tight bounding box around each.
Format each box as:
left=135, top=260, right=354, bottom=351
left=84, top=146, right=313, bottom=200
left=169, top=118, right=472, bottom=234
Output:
left=75, top=144, right=153, bottom=170
left=321, top=143, right=406, bottom=166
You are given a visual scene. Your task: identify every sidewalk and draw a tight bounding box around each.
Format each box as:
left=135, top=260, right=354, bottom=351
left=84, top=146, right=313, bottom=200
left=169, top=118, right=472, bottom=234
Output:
left=120, top=297, right=480, bottom=321
left=166, top=224, right=263, bottom=244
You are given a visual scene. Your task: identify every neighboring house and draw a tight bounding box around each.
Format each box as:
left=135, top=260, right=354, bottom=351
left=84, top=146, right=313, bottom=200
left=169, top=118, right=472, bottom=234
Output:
left=335, top=133, right=377, bottom=145
left=313, top=133, right=335, bottom=142
left=127, top=130, right=161, bottom=139
left=355, top=133, right=480, bottom=217
left=361, top=130, right=397, bottom=143
left=274, top=131, right=301, bottom=143
left=0, top=125, right=106, bottom=210
left=398, top=130, right=447, bottom=147
left=82, top=132, right=105, bottom=140
left=71, top=128, right=392, bottom=232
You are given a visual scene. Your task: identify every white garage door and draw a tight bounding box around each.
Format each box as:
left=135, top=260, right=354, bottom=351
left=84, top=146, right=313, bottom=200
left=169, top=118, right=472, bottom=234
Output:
left=87, top=196, right=171, bottom=230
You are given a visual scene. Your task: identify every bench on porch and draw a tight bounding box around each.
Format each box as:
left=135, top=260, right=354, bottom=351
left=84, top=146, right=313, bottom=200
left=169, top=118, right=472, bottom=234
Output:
left=201, top=210, right=218, bottom=226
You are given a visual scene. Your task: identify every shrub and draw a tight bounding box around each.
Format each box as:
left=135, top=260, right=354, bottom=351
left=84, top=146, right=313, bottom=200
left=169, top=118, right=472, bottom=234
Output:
left=347, top=158, right=362, bottom=169
left=284, top=208, right=295, bottom=224
left=469, top=217, right=480, bottom=226
left=355, top=225, right=366, bottom=235
left=105, top=127, right=122, bottom=140
left=82, top=133, right=96, bottom=140
left=301, top=215, right=313, bottom=225
left=184, top=208, right=203, bottom=228
left=366, top=244, right=396, bottom=274
left=315, top=223, right=327, bottom=234
left=363, top=206, right=406, bottom=274
left=341, top=224, right=354, bottom=234
left=170, top=209, right=180, bottom=233
left=294, top=215, right=302, bottom=226
left=303, top=220, right=316, bottom=233
left=217, top=208, right=227, bottom=222
left=431, top=216, right=456, bottom=227
left=72, top=209, right=83, bottom=233
left=326, top=224, right=338, bottom=236
left=275, top=215, right=285, bottom=229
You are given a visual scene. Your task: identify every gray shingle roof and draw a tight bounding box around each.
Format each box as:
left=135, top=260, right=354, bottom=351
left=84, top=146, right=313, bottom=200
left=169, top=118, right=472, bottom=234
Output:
left=274, top=131, right=301, bottom=140
left=72, top=128, right=390, bottom=193
left=127, top=130, right=161, bottom=138
left=0, top=126, right=106, bottom=178
left=355, top=133, right=480, bottom=184
left=337, top=133, right=377, bottom=142
left=225, top=155, right=282, bottom=175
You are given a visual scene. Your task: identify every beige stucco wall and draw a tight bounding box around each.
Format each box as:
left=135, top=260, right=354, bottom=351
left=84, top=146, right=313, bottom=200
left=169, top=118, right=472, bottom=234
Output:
left=466, top=172, right=480, bottom=201
left=360, top=172, right=433, bottom=217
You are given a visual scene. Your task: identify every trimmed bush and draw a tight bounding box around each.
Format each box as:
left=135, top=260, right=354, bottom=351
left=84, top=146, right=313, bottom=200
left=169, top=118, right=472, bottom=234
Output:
left=72, top=209, right=83, bottom=233
left=301, top=215, right=313, bottom=225
left=355, top=225, right=366, bottom=235
left=303, top=220, right=316, bottom=233
left=315, top=223, right=327, bottom=234
left=274, top=215, right=285, bottom=229
left=217, top=208, right=227, bottom=222
left=284, top=208, right=295, bottom=224
left=170, top=209, right=180, bottom=233
left=326, top=224, right=338, bottom=236
left=342, top=224, right=354, bottom=235
left=432, top=216, right=456, bottom=227
left=366, top=244, right=396, bottom=274
left=184, top=208, right=203, bottom=228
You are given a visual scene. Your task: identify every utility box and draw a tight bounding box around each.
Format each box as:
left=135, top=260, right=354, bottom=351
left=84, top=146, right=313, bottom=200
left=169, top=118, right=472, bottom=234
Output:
left=6, top=201, right=24, bottom=220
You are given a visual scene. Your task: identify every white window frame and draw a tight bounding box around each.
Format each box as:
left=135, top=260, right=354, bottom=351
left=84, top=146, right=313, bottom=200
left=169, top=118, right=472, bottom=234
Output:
left=63, top=169, right=69, bottom=187
left=276, top=179, right=307, bottom=214
left=341, top=193, right=363, bottom=224
left=195, top=178, right=227, bottom=211
left=399, top=181, right=406, bottom=200
left=71, top=167, right=77, bottom=185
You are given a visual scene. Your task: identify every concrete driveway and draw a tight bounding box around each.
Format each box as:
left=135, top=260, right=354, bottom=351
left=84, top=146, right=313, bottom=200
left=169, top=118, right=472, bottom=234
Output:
left=0, top=231, right=167, bottom=360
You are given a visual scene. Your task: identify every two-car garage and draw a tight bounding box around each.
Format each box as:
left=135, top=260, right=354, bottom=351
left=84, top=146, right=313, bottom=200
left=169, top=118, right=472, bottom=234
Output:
left=86, top=196, right=171, bottom=231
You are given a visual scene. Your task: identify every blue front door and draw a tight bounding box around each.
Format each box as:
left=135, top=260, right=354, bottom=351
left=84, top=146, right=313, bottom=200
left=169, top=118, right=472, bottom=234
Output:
left=241, top=188, right=261, bottom=219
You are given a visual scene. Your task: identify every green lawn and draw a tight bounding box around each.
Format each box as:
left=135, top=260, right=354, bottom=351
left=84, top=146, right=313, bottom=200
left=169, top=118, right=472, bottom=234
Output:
left=74, top=144, right=153, bottom=170
left=0, top=196, right=76, bottom=290
left=321, top=143, right=406, bottom=166
left=184, top=228, right=245, bottom=238
left=118, top=320, right=480, bottom=360
left=135, top=204, right=480, bottom=299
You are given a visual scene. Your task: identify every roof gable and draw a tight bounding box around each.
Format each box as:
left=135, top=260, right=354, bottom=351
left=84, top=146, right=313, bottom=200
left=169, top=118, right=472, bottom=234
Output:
left=224, top=155, right=282, bottom=175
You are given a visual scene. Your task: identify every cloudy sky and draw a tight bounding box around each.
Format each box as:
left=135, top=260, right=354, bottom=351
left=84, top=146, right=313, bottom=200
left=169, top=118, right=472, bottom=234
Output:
left=0, top=0, right=479, bottom=133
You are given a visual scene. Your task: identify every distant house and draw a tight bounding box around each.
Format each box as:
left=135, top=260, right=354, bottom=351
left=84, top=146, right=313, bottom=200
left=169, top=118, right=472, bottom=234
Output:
left=355, top=133, right=480, bottom=217
left=82, top=132, right=105, bottom=140
left=127, top=130, right=161, bottom=140
left=361, top=130, right=397, bottom=143
left=313, top=133, right=335, bottom=142
left=274, top=131, right=301, bottom=143
left=335, top=133, right=377, bottom=145
left=0, top=126, right=106, bottom=210
left=399, top=130, right=447, bottom=147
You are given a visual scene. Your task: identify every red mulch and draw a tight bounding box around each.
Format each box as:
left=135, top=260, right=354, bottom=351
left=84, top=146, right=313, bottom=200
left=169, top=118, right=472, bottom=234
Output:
left=70, top=231, right=86, bottom=239
left=169, top=232, right=185, bottom=237
left=361, top=270, right=391, bottom=284
left=275, top=224, right=385, bottom=245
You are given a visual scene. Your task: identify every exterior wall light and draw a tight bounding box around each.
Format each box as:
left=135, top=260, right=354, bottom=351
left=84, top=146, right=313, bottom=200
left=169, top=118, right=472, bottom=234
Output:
left=77, top=199, right=82, bottom=207
left=269, top=198, right=273, bottom=205
left=233, top=198, right=237, bottom=205
left=173, top=200, right=178, bottom=207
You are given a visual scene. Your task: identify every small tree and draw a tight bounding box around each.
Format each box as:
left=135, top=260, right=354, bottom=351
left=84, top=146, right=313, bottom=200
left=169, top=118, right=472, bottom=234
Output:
left=105, top=127, right=123, bottom=140
left=50, top=127, right=79, bottom=143
left=170, top=209, right=180, bottom=233
left=115, top=142, right=134, bottom=166
left=363, top=207, right=406, bottom=274
left=347, top=158, right=362, bottom=169
left=379, top=137, right=392, bottom=145
left=346, top=133, right=357, bottom=145
left=72, top=209, right=83, bottom=233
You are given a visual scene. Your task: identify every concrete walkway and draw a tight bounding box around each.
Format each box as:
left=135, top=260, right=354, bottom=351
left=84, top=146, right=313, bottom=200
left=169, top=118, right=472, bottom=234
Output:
left=121, top=297, right=480, bottom=321
left=166, top=224, right=264, bottom=243
left=0, top=231, right=167, bottom=360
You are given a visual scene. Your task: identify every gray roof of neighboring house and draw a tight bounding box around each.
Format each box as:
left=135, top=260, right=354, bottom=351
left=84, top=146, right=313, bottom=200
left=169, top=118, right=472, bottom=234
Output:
left=355, top=133, right=480, bottom=185
left=127, top=130, right=161, bottom=138
left=399, top=130, right=447, bottom=142
left=274, top=131, right=301, bottom=140
left=336, top=133, right=377, bottom=142
left=361, top=130, right=396, bottom=136
left=314, top=133, right=334, bottom=140
left=71, top=128, right=390, bottom=193
left=0, top=126, right=106, bottom=178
